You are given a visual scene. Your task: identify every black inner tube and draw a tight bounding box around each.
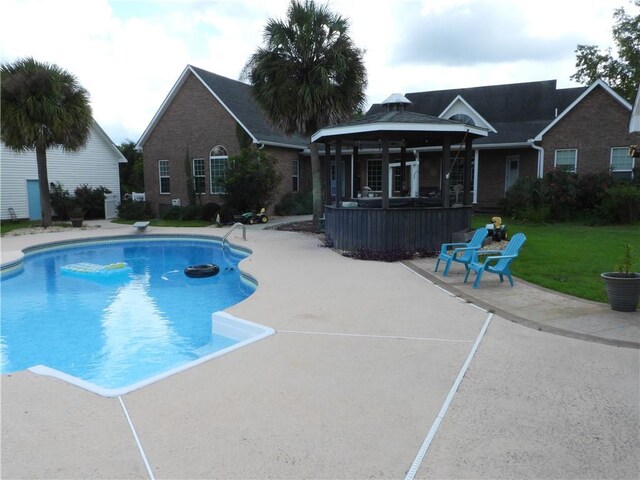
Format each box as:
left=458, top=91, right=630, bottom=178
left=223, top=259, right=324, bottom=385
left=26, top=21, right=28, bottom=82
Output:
left=184, top=264, right=220, bottom=278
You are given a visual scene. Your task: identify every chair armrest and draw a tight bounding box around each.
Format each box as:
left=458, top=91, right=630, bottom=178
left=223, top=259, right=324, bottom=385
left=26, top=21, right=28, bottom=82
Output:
left=453, top=246, right=481, bottom=252
left=441, top=242, right=469, bottom=249
left=483, top=253, right=518, bottom=264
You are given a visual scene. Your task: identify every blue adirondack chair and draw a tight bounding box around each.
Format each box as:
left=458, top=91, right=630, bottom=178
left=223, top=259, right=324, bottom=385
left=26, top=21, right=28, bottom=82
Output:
left=435, top=228, right=488, bottom=276
left=464, top=233, right=527, bottom=288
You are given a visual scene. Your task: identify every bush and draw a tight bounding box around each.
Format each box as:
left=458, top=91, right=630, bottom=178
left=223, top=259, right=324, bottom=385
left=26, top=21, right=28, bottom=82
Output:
left=500, top=177, right=547, bottom=221
left=342, top=247, right=437, bottom=262
left=50, top=182, right=73, bottom=220
left=576, top=171, right=612, bottom=212
left=544, top=170, right=578, bottom=221
left=275, top=192, right=313, bottom=215
left=74, top=184, right=112, bottom=219
left=221, top=148, right=282, bottom=212
left=597, top=183, right=640, bottom=224
left=201, top=202, right=221, bottom=222
left=160, top=204, right=204, bottom=221
left=117, top=199, right=153, bottom=220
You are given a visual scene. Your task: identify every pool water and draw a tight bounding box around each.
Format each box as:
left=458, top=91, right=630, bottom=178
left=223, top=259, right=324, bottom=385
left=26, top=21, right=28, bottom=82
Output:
left=0, top=237, right=268, bottom=395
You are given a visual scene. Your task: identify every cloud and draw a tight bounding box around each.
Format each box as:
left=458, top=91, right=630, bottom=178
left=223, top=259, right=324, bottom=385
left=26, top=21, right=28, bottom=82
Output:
left=392, top=1, right=584, bottom=67
left=0, top=0, right=629, bottom=144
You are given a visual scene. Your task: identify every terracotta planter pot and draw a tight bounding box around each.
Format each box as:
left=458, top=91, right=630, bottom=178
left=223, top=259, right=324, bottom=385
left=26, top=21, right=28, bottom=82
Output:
left=601, top=272, right=640, bottom=312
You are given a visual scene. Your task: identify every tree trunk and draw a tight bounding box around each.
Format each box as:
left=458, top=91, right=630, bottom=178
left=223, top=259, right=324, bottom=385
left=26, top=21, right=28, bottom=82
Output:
left=310, top=142, right=323, bottom=227
left=36, top=143, right=53, bottom=227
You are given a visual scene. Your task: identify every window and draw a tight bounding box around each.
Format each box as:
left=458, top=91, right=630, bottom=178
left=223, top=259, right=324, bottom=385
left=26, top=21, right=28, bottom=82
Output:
left=193, top=158, right=205, bottom=194
left=209, top=145, right=228, bottom=194
left=158, top=160, right=170, bottom=194
left=448, top=113, right=475, bottom=126
left=292, top=159, right=300, bottom=192
left=554, top=149, right=577, bottom=172
left=367, top=160, right=382, bottom=191
left=611, top=147, right=635, bottom=180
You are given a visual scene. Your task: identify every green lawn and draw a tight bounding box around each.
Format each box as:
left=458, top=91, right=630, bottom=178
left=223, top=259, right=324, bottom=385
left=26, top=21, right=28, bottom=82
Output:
left=472, top=216, right=640, bottom=303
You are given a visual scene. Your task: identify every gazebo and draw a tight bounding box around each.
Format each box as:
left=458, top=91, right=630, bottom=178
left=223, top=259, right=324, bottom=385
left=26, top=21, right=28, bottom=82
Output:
left=311, top=95, right=488, bottom=252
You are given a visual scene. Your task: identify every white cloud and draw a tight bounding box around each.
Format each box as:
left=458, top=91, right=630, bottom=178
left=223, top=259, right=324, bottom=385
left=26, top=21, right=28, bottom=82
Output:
left=0, top=0, right=632, bottom=144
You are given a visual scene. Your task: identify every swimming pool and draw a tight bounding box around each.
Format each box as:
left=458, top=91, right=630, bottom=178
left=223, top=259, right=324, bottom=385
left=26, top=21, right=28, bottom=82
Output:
left=0, top=236, right=274, bottom=396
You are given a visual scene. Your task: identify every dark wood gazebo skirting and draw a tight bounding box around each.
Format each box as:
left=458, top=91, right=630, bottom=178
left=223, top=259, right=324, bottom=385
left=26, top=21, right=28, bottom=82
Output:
left=325, top=205, right=472, bottom=252
left=312, top=103, right=488, bottom=253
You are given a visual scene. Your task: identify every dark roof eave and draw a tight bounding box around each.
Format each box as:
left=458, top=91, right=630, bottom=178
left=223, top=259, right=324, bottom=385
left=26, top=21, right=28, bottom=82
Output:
left=312, top=122, right=488, bottom=146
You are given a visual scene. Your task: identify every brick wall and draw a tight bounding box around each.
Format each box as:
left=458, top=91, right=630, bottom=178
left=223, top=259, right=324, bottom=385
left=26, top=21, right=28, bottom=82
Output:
left=141, top=72, right=306, bottom=215
left=542, top=86, right=639, bottom=175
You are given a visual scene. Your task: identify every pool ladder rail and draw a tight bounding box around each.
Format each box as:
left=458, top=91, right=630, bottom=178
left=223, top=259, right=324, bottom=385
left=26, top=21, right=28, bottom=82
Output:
left=222, top=222, right=246, bottom=249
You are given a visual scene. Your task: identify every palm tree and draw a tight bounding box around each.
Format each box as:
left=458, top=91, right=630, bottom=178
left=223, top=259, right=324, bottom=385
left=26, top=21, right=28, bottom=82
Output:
left=1, top=57, right=92, bottom=227
left=242, top=0, right=367, bottom=225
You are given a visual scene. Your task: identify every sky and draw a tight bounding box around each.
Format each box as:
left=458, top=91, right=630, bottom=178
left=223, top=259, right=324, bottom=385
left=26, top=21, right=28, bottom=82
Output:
left=1, top=0, right=635, bottom=145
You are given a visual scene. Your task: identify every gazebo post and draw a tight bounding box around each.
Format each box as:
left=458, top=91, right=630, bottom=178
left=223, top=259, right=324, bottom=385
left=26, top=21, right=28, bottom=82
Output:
left=463, top=136, right=473, bottom=205
left=400, top=145, right=407, bottom=195
left=324, top=142, right=332, bottom=205
left=353, top=145, right=359, bottom=199
left=335, top=139, right=342, bottom=207
left=381, top=136, right=390, bottom=209
left=442, top=136, right=451, bottom=208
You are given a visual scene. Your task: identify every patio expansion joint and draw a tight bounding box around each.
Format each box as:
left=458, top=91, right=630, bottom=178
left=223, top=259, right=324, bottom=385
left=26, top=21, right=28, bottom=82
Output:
left=118, top=396, right=155, bottom=480
left=277, top=329, right=474, bottom=344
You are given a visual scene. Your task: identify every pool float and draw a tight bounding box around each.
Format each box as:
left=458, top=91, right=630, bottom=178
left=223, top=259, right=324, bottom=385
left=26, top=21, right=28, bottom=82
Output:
left=184, top=264, right=220, bottom=278
left=61, top=262, right=132, bottom=279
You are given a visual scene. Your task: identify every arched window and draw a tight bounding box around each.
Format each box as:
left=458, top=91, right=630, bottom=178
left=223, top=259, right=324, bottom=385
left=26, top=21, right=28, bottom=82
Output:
left=449, top=113, right=475, bottom=126
left=210, top=145, right=228, bottom=194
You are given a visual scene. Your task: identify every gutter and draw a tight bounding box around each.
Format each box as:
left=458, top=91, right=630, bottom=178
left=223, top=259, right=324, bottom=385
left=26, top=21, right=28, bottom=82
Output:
left=528, top=139, right=544, bottom=178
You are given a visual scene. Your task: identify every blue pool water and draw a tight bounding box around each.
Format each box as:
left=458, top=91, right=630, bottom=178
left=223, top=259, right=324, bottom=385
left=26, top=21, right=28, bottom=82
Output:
left=0, top=237, right=261, bottom=394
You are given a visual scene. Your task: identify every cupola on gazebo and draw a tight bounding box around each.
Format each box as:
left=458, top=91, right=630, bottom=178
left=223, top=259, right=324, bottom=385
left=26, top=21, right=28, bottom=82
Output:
left=311, top=94, right=488, bottom=252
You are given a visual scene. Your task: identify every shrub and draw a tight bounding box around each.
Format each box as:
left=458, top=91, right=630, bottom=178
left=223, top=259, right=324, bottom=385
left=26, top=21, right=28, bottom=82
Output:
left=117, top=199, right=153, bottom=220
left=576, top=171, right=612, bottom=212
left=221, top=148, right=282, bottom=212
left=598, top=183, right=640, bottom=224
left=544, top=170, right=578, bottom=221
left=201, top=202, right=221, bottom=222
left=275, top=191, right=313, bottom=215
left=342, top=247, right=437, bottom=262
left=501, top=177, right=547, bottom=221
left=74, top=184, right=112, bottom=219
left=50, top=182, right=73, bottom=220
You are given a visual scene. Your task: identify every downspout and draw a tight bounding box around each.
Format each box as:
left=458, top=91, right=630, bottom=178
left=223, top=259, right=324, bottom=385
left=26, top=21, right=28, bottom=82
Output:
left=473, top=149, right=479, bottom=204
left=528, top=139, right=544, bottom=178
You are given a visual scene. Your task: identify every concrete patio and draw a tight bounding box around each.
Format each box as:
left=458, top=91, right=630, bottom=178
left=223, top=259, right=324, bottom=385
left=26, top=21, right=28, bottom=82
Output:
left=1, top=219, right=638, bottom=479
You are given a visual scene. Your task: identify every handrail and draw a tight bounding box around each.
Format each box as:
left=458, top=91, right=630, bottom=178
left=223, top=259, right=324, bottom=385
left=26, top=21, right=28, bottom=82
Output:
left=222, top=222, right=246, bottom=249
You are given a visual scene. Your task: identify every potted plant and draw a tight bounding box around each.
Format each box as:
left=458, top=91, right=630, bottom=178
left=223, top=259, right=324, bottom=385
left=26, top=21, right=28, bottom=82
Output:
left=601, top=244, right=640, bottom=312
left=69, top=200, right=85, bottom=228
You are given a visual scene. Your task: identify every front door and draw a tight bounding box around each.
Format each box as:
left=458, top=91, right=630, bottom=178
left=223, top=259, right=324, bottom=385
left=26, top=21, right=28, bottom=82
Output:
left=27, top=179, right=41, bottom=220
left=505, top=156, right=520, bottom=192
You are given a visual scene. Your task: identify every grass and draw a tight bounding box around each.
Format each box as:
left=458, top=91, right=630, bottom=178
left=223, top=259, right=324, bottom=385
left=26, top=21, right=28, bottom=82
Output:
left=0, top=220, right=77, bottom=235
left=471, top=215, right=640, bottom=303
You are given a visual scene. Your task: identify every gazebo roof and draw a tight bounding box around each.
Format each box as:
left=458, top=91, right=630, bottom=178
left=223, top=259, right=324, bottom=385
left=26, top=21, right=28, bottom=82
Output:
left=311, top=110, right=488, bottom=148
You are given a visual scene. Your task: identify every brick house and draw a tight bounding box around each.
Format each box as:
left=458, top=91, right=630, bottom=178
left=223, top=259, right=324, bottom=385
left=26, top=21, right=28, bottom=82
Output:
left=138, top=67, right=638, bottom=214
left=136, top=65, right=308, bottom=216
left=361, top=79, right=638, bottom=210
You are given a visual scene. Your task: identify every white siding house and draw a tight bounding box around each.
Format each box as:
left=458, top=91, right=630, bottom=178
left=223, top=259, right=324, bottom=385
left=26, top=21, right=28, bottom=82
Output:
left=0, top=121, right=126, bottom=221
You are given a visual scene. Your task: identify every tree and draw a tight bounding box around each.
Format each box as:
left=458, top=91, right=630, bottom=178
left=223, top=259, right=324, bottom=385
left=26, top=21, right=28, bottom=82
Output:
left=117, top=141, right=144, bottom=194
left=221, top=148, right=282, bottom=213
left=1, top=57, right=92, bottom=226
left=571, top=0, right=640, bottom=100
left=242, top=0, right=367, bottom=225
